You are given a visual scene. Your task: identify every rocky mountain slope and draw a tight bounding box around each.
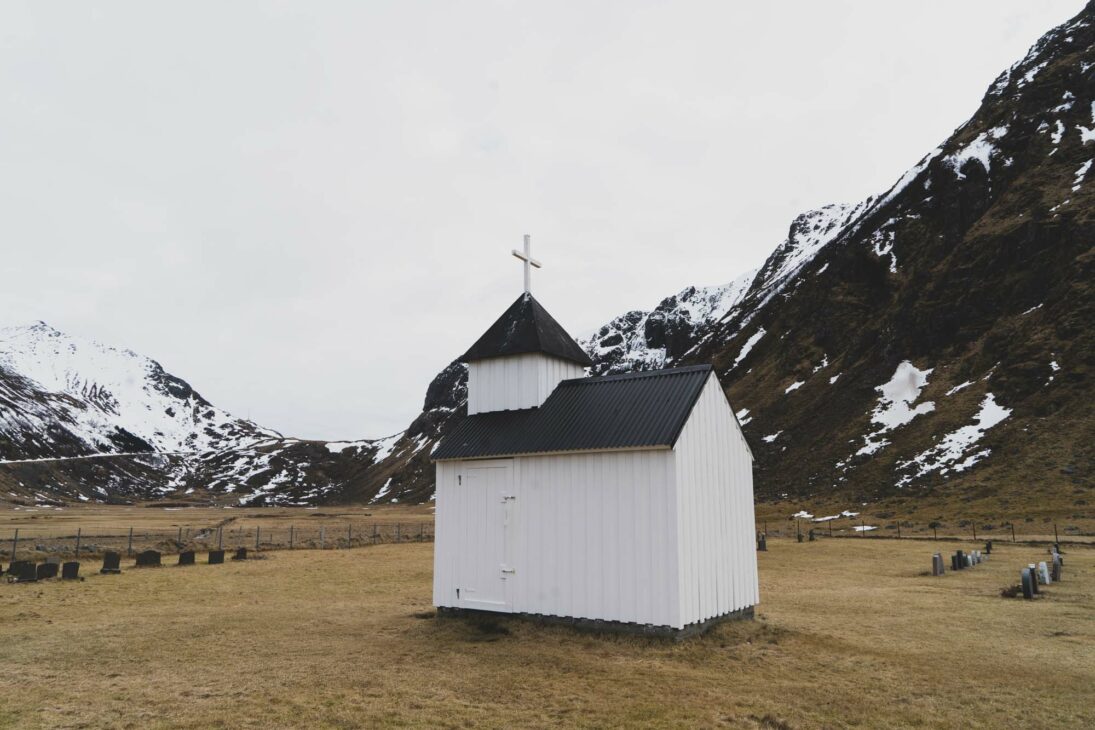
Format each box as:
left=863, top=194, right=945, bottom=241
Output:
left=369, top=3, right=1095, bottom=506
left=3, top=4, right=1092, bottom=508
left=0, top=323, right=412, bottom=505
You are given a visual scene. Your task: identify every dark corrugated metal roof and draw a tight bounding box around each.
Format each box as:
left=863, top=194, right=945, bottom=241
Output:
left=433, top=364, right=712, bottom=460
left=459, top=293, right=593, bottom=366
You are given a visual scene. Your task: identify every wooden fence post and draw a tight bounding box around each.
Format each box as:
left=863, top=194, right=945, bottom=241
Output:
left=1011, top=523, right=1016, bottom=542
left=973, top=523, right=977, bottom=541
left=320, top=527, right=325, bottom=549
left=256, top=526, right=261, bottom=549
left=373, top=524, right=378, bottom=544
left=217, top=527, right=223, bottom=550
left=127, top=527, right=134, bottom=556
left=289, top=525, right=294, bottom=549
left=75, top=528, right=82, bottom=558
left=897, top=523, right=901, bottom=539
left=10, top=529, right=18, bottom=561
left=348, top=523, right=352, bottom=547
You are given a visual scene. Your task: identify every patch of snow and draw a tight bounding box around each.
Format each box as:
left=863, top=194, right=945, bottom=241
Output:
left=857, top=362, right=935, bottom=457
left=852, top=525, right=878, bottom=532
left=784, top=381, right=804, bottom=394
left=732, top=328, right=766, bottom=370
left=1072, top=160, right=1092, bottom=192
left=1051, top=120, right=1066, bottom=145
left=829, top=373, right=841, bottom=385
left=1022, top=303, right=1043, bottom=315
left=735, top=408, right=751, bottom=426
left=816, top=263, right=829, bottom=275
left=1050, top=360, right=1060, bottom=372
left=945, top=381, right=973, bottom=396
left=944, top=132, right=996, bottom=178
left=1079, top=102, right=1095, bottom=143
left=762, top=431, right=782, bottom=443
left=791, top=510, right=814, bottom=519
left=813, top=355, right=829, bottom=373
left=897, top=394, right=1012, bottom=485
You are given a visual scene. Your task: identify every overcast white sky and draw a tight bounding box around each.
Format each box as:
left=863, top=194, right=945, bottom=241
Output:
left=0, top=1, right=1082, bottom=440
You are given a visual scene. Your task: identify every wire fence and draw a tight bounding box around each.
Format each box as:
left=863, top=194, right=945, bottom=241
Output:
left=758, top=517, right=1087, bottom=545
left=2, top=522, right=434, bottom=562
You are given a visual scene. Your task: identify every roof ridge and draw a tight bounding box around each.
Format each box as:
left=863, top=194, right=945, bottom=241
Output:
left=562, top=363, right=712, bottom=386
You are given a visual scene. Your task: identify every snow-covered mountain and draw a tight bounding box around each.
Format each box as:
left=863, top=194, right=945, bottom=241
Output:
left=0, top=323, right=414, bottom=505
left=0, top=321, right=274, bottom=460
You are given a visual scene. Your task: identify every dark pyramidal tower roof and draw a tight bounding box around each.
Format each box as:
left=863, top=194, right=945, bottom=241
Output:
left=460, top=292, right=593, bottom=366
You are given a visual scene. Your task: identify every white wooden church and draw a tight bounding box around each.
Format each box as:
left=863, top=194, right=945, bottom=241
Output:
left=432, top=237, right=758, bottom=635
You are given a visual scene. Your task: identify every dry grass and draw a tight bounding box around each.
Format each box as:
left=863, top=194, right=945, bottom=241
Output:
left=1, top=537, right=1092, bottom=729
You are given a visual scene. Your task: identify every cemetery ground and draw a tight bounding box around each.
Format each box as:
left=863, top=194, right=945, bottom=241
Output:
left=1, top=535, right=1092, bottom=728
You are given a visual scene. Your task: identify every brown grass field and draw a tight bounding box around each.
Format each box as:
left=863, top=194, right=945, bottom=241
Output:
left=1, top=532, right=1092, bottom=728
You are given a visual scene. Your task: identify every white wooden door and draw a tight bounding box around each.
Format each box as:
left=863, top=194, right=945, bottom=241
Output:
left=458, top=460, right=514, bottom=611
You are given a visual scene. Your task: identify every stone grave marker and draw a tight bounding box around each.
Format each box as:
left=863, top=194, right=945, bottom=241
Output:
left=135, top=550, right=161, bottom=567
left=1051, top=553, right=1062, bottom=581
left=208, top=549, right=225, bottom=565
left=36, top=562, right=59, bottom=580
left=10, top=560, right=37, bottom=582
left=177, top=550, right=196, bottom=566
left=101, top=551, right=122, bottom=574
left=808, top=529, right=816, bottom=542
left=1020, top=568, right=1034, bottom=599
left=61, top=561, right=80, bottom=580
left=1028, top=564, right=1040, bottom=593
left=932, top=553, right=945, bottom=576
left=1037, top=561, right=1051, bottom=585
left=984, top=540, right=992, bottom=554
left=756, top=533, right=767, bottom=552
left=232, top=547, right=248, bottom=561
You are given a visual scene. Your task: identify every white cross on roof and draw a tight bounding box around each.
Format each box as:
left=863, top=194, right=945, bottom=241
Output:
left=511, top=234, right=542, bottom=294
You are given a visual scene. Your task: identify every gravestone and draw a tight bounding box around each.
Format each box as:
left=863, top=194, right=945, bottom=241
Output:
left=932, top=553, right=945, bottom=576
left=984, top=540, right=992, bottom=554
left=135, top=550, right=161, bottom=568
left=808, top=529, right=816, bottom=542
left=1051, top=554, right=1062, bottom=581
left=1037, top=561, right=1051, bottom=585
left=208, top=550, right=225, bottom=565
left=232, top=547, right=248, bottom=561
left=101, top=551, right=122, bottom=574
left=36, top=562, right=59, bottom=580
left=1020, top=568, right=1034, bottom=599
left=10, top=560, right=37, bottom=582
left=965, top=554, right=973, bottom=568
left=951, top=554, right=959, bottom=571
left=796, top=533, right=803, bottom=543
left=61, top=561, right=80, bottom=580
left=955, top=550, right=965, bottom=570
left=177, top=550, right=196, bottom=566
left=1028, top=564, right=1039, bottom=594
left=756, top=533, right=767, bottom=552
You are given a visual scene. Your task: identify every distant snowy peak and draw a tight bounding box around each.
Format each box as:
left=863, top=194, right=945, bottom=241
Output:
left=747, top=201, right=872, bottom=303
left=0, top=321, right=274, bottom=456
left=582, top=269, right=756, bottom=375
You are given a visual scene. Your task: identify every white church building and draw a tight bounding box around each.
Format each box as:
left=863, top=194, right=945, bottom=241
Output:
left=432, top=238, right=758, bottom=635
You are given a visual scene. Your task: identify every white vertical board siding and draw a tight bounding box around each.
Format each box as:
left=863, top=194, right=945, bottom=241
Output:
left=467, top=354, right=585, bottom=414
left=433, top=450, right=680, bottom=628
left=515, top=449, right=678, bottom=627
left=672, top=375, right=758, bottom=627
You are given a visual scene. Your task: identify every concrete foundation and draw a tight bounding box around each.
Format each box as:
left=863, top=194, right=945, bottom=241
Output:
left=436, top=605, right=755, bottom=641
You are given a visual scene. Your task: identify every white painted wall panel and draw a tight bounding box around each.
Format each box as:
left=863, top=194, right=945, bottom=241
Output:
left=467, top=354, right=585, bottom=414
left=433, top=449, right=681, bottom=628
left=673, top=375, right=758, bottom=627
